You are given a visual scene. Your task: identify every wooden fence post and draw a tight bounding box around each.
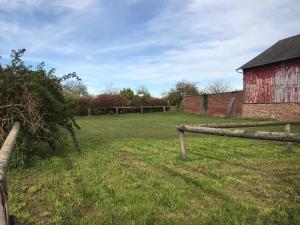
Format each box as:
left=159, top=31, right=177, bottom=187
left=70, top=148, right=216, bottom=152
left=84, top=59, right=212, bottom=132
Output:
left=0, top=178, right=9, bottom=225
left=116, top=107, right=119, bottom=115
left=0, top=188, right=7, bottom=225
left=0, top=122, right=20, bottom=225
left=179, top=131, right=186, bottom=159
left=140, top=106, right=143, bottom=114
left=284, top=123, right=293, bottom=151
left=87, top=108, right=91, bottom=117
left=163, top=106, right=166, bottom=113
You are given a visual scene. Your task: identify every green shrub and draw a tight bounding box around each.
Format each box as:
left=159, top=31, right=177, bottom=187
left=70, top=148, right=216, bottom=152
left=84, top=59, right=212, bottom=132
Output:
left=0, top=49, right=80, bottom=167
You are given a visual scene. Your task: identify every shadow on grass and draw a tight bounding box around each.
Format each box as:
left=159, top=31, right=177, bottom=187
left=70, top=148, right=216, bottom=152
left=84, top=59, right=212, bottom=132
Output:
left=9, top=139, right=82, bottom=170
left=161, top=165, right=231, bottom=201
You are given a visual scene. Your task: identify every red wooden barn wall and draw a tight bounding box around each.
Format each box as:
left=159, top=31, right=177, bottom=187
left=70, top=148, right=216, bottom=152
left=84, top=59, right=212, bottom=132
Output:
left=243, top=58, right=300, bottom=103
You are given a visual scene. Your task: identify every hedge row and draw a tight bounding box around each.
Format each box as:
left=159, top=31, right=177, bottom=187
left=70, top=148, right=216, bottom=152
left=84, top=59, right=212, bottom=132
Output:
left=73, top=94, right=169, bottom=116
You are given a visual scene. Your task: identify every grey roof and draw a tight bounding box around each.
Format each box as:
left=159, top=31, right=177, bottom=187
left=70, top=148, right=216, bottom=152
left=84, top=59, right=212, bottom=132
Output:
left=238, top=34, right=300, bottom=70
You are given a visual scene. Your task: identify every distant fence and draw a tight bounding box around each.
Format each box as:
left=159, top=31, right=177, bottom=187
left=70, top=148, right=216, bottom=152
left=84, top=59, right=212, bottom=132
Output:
left=0, top=122, right=20, bottom=225
left=176, top=120, right=300, bottom=159
left=89, top=106, right=173, bottom=116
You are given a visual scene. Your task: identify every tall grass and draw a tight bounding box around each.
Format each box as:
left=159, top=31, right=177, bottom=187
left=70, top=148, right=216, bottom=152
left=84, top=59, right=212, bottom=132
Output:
left=8, top=112, right=300, bottom=224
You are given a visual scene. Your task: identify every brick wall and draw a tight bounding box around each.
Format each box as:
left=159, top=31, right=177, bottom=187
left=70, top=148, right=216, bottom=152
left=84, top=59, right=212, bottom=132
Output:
left=182, top=91, right=243, bottom=117
left=243, top=103, right=300, bottom=121
left=181, top=95, right=204, bottom=115
left=207, top=91, right=243, bottom=117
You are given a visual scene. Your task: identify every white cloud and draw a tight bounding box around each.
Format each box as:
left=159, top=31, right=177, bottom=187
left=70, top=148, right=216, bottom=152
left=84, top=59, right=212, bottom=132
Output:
left=0, top=0, right=299, bottom=95
left=117, top=0, right=300, bottom=87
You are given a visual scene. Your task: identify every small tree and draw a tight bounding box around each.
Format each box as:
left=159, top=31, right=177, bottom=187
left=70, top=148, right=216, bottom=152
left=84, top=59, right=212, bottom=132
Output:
left=103, top=82, right=120, bottom=95
left=63, top=81, right=89, bottom=116
left=75, top=96, right=92, bottom=116
left=205, top=80, right=232, bottom=94
left=165, top=80, right=200, bottom=106
left=136, top=86, right=151, bottom=97
left=120, top=88, right=134, bottom=100
left=63, top=80, right=88, bottom=97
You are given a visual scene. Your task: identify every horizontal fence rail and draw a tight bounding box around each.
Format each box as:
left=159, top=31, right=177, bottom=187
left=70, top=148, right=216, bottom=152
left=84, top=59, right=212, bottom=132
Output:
left=176, top=121, right=300, bottom=159
left=183, top=120, right=300, bottom=128
left=91, top=106, right=171, bottom=116
left=0, top=122, right=20, bottom=225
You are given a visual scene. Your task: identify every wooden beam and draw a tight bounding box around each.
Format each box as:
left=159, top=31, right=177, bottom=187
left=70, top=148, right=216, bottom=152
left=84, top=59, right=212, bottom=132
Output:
left=94, top=106, right=170, bottom=112
left=0, top=188, right=7, bottom=225
left=0, top=122, right=20, bottom=182
left=284, top=124, right=293, bottom=151
left=178, top=131, right=186, bottom=159
left=140, top=106, right=170, bottom=108
left=176, top=124, right=300, bottom=142
left=0, top=122, right=20, bottom=225
left=183, top=120, right=300, bottom=129
left=225, top=97, right=236, bottom=118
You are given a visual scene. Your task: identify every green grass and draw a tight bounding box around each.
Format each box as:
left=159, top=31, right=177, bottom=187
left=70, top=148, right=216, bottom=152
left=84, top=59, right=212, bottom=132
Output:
left=8, top=112, right=300, bottom=225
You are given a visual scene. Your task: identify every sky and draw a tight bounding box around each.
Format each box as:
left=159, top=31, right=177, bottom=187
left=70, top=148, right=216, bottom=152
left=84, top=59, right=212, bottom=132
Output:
left=0, top=0, right=300, bottom=96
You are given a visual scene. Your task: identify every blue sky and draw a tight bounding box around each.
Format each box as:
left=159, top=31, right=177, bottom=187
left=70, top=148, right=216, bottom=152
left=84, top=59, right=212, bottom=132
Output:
left=0, top=0, right=300, bottom=96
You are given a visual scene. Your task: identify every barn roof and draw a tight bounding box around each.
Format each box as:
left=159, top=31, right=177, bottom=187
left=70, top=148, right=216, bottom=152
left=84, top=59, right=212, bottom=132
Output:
left=238, top=34, right=300, bottom=70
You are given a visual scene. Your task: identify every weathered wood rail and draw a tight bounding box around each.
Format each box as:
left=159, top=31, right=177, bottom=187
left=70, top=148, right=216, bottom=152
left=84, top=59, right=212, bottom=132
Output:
left=0, top=122, right=20, bottom=225
left=176, top=121, right=300, bottom=159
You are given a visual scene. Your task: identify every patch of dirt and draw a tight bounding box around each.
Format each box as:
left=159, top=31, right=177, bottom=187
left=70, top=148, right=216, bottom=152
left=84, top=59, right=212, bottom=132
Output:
left=119, top=152, right=157, bottom=173
left=189, top=195, right=221, bottom=210
left=222, top=159, right=300, bottom=206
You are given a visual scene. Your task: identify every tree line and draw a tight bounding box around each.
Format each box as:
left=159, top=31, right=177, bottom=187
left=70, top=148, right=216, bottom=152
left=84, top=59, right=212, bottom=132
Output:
left=64, top=79, right=233, bottom=114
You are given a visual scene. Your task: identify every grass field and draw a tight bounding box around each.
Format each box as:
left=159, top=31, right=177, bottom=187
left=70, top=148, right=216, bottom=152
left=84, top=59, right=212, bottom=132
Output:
left=8, top=112, right=300, bottom=225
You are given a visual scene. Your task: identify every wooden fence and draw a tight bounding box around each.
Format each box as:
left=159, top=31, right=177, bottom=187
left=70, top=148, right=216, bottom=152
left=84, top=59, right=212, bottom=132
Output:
left=0, top=122, right=20, bottom=225
left=90, top=106, right=171, bottom=116
left=176, top=121, right=300, bottom=159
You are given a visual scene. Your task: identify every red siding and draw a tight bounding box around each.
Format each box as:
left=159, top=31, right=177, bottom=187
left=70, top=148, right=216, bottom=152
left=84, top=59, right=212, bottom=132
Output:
left=244, top=58, right=300, bottom=103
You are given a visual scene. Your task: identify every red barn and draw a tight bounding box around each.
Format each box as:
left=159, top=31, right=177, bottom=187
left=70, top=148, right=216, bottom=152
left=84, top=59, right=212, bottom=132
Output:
left=238, top=34, right=300, bottom=121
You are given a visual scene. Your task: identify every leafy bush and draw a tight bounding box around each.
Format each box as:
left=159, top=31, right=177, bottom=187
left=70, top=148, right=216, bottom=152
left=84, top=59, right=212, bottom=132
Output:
left=91, top=94, right=129, bottom=108
left=74, top=96, right=92, bottom=116
left=0, top=49, right=80, bottom=167
left=90, top=94, right=129, bottom=115
left=147, top=97, right=168, bottom=106
left=119, top=88, right=134, bottom=100
left=130, top=96, right=168, bottom=107
left=130, top=95, right=148, bottom=107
